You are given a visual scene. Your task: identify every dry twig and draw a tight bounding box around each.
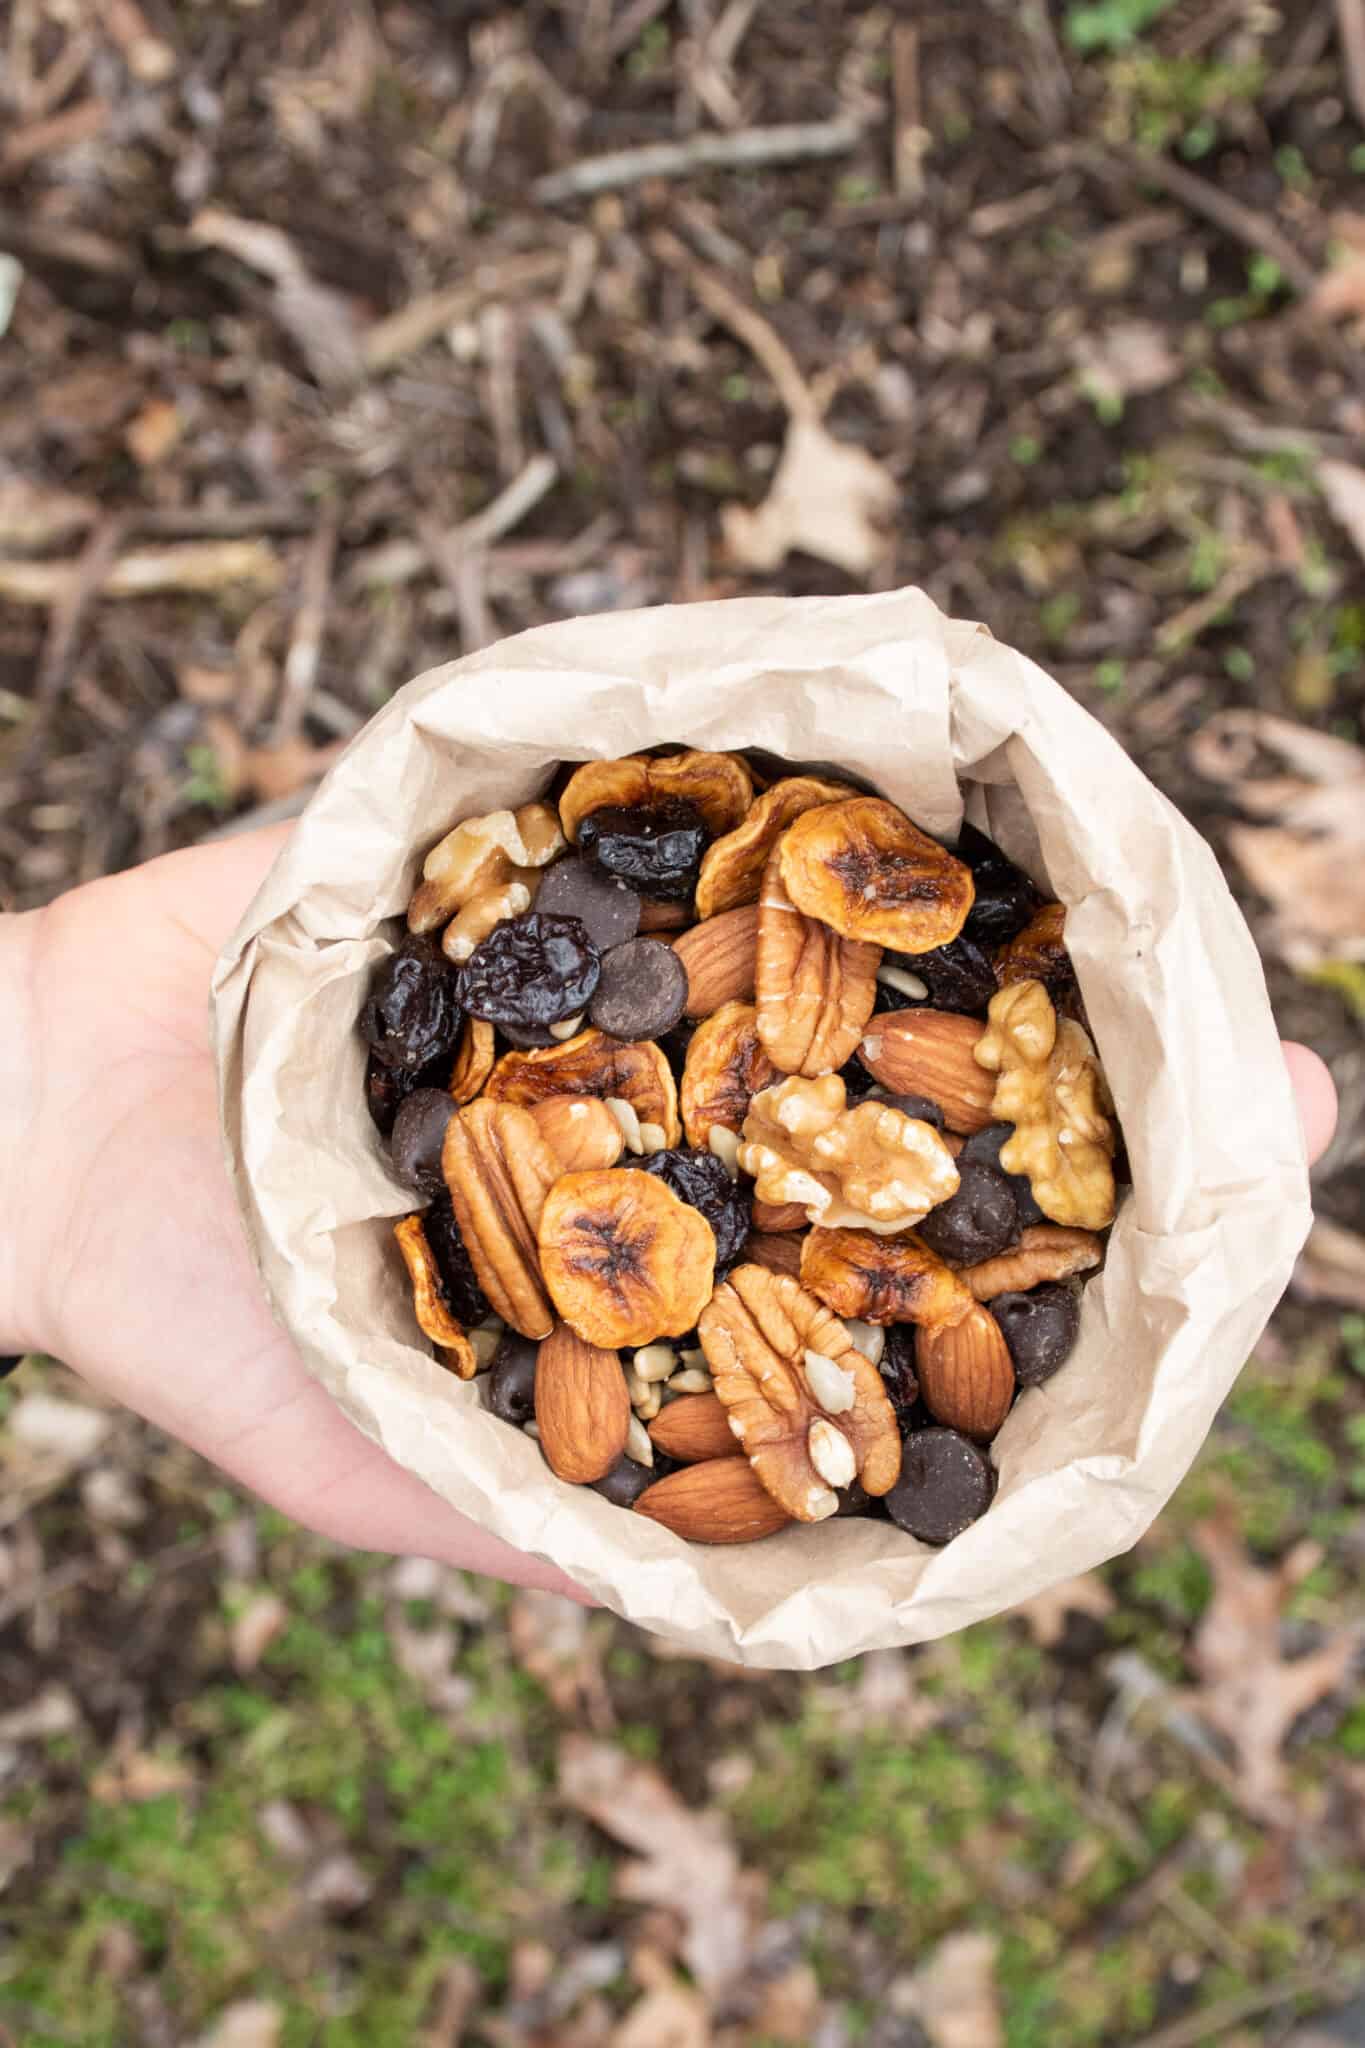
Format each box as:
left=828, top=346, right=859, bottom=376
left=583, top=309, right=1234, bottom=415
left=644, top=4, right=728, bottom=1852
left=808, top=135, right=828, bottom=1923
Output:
left=273, top=513, right=340, bottom=746
left=360, top=251, right=565, bottom=376
left=1336, top=0, right=1365, bottom=132
left=533, top=114, right=864, bottom=203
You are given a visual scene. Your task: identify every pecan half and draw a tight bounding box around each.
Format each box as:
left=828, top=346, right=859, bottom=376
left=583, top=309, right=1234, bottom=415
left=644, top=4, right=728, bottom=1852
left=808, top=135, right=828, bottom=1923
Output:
left=442, top=1100, right=559, bottom=1338
left=973, top=979, right=1116, bottom=1230
left=450, top=1016, right=496, bottom=1105
left=485, top=1028, right=680, bottom=1148
left=699, top=1265, right=901, bottom=1521
left=955, top=1224, right=1103, bottom=1300
left=740, top=1073, right=959, bottom=1233
left=779, top=796, right=974, bottom=953
left=559, top=750, right=753, bottom=842
left=679, top=999, right=779, bottom=1148
left=800, top=1225, right=975, bottom=1329
left=538, top=1168, right=716, bottom=1348
left=755, top=843, right=880, bottom=1076
left=695, top=775, right=858, bottom=918
left=392, top=1213, right=477, bottom=1378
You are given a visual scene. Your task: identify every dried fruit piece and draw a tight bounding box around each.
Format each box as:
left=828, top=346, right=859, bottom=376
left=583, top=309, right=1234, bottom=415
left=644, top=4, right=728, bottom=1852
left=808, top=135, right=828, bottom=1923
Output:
left=637, top=1147, right=751, bottom=1272
left=450, top=1015, right=496, bottom=1105
left=538, top=1169, right=716, bottom=1349
left=486, top=1028, right=681, bottom=1147
left=390, top=1088, right=458, bottom=1195
left=884, top=1429, right=994, bottom=1545
left=559, top=750, right=753, bottom=843
left=991, top=1284, right=1081, bottom=1388
left=780, top=796, right=974, bottom=953
left=360, top=933, right=463, bottom=1072
left=955, top=1224, right=1102, bottom=1300
left=672, top=905, right=759, bottom=1016
left=915, top=1303, right=1016, bottom=1439
left=878, top=1324, right=920, bottom=1429
left=648, top=1393, right=742, bottom=1463
left=973, top=979, right=1116, bottom=1230
left=994, top=901, right=1073, bottom=1004
left=915, top=1160, right=1019, bottom=1265
left=528, top=1096, right=627, bottom=1174
left=536, top=853, right=641, bottom=951
left=742, top=1231, right=806, bottom=1280
left=534, top=1323, right=631, bottom=1484
left=589, top=936, right=689, bottom=1041
left=756, top=843, right=881, bottom=1076
left=365, top=1046, right=450, bottom=1135
left=800, top=1226, right=975, bottom=1329
left=457, top=912, right=600, bottom=1030
left=579, top=799, right=709, bottom=903
left=442, top=1100, right=560, bottom=1338
left=679, top=999, right=779, bottom=1148
left=488, top=1332, right=539, bottom=1423
left=408, top=801, right=565, bottom=936
left=423, top=1192, right=492, bottom=1325
left=857, top=1009, right=996, bottom=1133
left=900, top=932, right=998, bottom=1016
left=634, top=1457, right=793, bottom=1543
left=695, top=775, right=858, bottom=918
left=955, top=822, right=1042, bottom=950
left=740, top=1073, right=959, bottom=1234
left=699, top=1265, right=901, bottom=1520
left=393, top=1213, right=476, bottom=1378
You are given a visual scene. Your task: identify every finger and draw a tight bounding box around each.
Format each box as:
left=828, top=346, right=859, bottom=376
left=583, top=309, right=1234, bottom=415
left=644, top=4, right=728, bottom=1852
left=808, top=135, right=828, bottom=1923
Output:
left=1282, top=1041, right=1338, bottom=1166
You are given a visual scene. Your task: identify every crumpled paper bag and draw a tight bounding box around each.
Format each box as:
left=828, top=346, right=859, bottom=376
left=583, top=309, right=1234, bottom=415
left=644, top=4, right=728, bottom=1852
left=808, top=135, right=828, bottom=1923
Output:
left=210, top=588, right=1311, bottom=1670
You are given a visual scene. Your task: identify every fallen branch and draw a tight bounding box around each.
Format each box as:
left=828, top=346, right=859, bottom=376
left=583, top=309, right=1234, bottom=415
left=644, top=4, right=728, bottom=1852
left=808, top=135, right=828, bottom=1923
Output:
left=533, top=114, right=864, bottom=204
left=650, top=227, right=814, bottom=416
left=360, top=251, right=565, bottom=376
left=1073, top=146, right=1318, bottom=300
left=273, top=512, right=340, bottom=746
left=0, top=540, right=282, bottom=606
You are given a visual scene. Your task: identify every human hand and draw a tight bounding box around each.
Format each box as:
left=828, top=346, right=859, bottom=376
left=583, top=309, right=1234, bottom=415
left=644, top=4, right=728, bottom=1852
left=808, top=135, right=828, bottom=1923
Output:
left=0, top=832, right=1339, bottom=1596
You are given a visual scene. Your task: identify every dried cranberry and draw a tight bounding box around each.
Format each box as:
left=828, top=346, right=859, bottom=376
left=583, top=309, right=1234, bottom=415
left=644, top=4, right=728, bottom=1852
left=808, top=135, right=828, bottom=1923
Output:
left=958, top=1122, right=1045, bottom=1229
left=578, top=799, right=709, bottom=902
left=955, top=822, right=1042, bottom=950
left=457, top=913, right=600, bottom=1030
left=990, top=1284, right=1080, bottom=1388
left=879, top=1325, right=920, bottom=1431
left=423, top=1192, right=490, bottom=1326
left=899, top=933, right=998, bottom=1016
left=916, top=1161, right=1019, bottom=1264
left=360, top=934, right=463, bottom=1073
left=365, top=1046, right=451, bottom=1135
left=637, top=1148, right=749, bottom=1273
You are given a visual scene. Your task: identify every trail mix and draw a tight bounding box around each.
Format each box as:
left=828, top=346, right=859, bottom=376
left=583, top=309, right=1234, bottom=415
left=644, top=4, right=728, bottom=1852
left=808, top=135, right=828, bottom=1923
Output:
left=361, top=750, right=1119, bottom=1547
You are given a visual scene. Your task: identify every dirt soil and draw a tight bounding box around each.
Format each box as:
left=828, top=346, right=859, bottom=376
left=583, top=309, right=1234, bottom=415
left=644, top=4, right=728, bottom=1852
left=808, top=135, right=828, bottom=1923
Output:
left=2, top=4, right=1364, bottom=2045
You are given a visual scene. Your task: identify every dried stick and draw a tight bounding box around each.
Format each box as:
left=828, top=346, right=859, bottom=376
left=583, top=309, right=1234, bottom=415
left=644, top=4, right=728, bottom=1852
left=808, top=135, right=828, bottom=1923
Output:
left=1337, top=0, right=1365, bottom=131
left=650, top=227, right=815, bottom=417
left=273, top=512, right=339, bottom=745
left=360, top=251, right=564, bottom=376
left=533, top=114, right=863, bottom=204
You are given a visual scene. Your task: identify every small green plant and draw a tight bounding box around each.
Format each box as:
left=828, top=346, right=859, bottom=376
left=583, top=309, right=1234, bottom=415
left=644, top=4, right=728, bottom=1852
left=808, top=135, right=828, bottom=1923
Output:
left=1095, top=658, right=1127, bottom=694
left=183, top=744, right=234, bottom=814
left=1066, top=0, right=1175, bottom=52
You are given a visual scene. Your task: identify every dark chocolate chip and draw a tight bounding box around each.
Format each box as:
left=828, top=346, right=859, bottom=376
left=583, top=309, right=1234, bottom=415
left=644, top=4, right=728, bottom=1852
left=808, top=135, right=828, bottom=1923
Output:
left=954, top=822, right=1043, bottom=949
left=957, top=1122, right=1045, bottom=1228
left=916, top=1160, right=1019, bottom=1265
left=589, top=936, right=689, bottom=1042
left=389, top=1088, right=457, bottom=1196
left=592, top=1454, right=656, bottom=1508
left=989, top=1284, right=1080, bottom=1389
left=488, top=1333, right=539, bottom=1425
left=884, top=1428, right=995, bottom=1545
left=833, top=1478, right=887, bottom=1519
left=365, top=1046, right=451, bottom=1135
left=536, top=854, right=642, bottom=953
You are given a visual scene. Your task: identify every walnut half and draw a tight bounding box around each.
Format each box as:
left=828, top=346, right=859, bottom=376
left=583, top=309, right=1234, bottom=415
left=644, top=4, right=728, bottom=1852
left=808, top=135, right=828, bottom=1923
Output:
left=740, top=1074, right=960, bottom=1234
left=699, top=1265, right=901, bottom=1521
left=973, top=979, right=1116, bottom=1231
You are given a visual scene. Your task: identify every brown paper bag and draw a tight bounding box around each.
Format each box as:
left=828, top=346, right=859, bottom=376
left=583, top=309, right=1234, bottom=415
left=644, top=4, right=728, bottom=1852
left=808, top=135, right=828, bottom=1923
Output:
left=210, top=589, right=1311, bottom=1669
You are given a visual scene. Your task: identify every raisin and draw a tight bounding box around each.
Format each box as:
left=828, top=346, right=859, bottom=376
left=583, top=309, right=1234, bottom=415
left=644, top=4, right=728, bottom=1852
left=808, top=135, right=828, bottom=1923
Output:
left=990, top=1284, right=1080, bottom=1388
left=364, top=1046, right=451, bottom=1135
left=657, top=1018, right=696, bottom=1081
left=457, top=913, right=600, bottom=1030
left=917, top=1161, right=1019, bottom=1264
left=423, top=1192, right=490, bottom=1326
left=881, top=1091, right=946, bottom=1130
left=879, top=1325, right=920, bottom=1432
left=958, top=1122, right=1045, bottom=1229
left=898, top=933, right=998, bottom=1016
left=360, top=934, right=463, bottom=1073
left=955, top=822, right=1042, bottom=950
left=637, top=1148, right=750, bottom=1273
left=578, top=799, right=709, bottom=902
left=838, top=1054, right=881, bottom=1101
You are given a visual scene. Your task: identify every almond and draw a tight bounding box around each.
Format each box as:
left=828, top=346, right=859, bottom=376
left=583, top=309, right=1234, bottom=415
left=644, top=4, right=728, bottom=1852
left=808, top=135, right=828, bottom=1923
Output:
left=914, top=1303, right=1015, bottom=1439
left=857, top=1009, right=995, bottom=1134
left=529, top=1095, right=626, bottom=1173
left=742, top=1230, right=805, bottom=1280
left=648, top=1393, right=741, bottom=1463
left=751, top=1198, right=808, bottom=1233
left=534, top=1322, right=630, bottom=1484
left=634, top=1457, right=793, bottom=1543
left=672, top=904, right=759, bottom=1016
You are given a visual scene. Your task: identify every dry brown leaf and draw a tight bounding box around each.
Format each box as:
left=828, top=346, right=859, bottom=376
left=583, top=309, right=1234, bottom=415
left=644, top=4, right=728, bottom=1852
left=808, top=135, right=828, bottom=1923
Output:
left=558, top=1736, right=757, bottom=1993
left=1294, top=1216, right=1365, bottom=1310
left=1011, top=1572, right=1115, bottom=1649
left=124, top=397, right=183, bottom=468
left=92, top=1749, right=196, bottom=1805
left=0, top=472, right=96, bottom=551
left=722, top=417, right=898, bottom=579
left=1072, top=319, right=1179, bottom=405
left=193, top=2002, right=284, bottom=2048
left=610, top=1981, right=711, bottom=2048
left=1189, top=710, right=1365, bottom=962
left=507, top=1590, right=613, bottom=1729
left=230, top=1591, right=288, bottom=1673
left=1184, top=1513, right=1358, bottom=1825
left=1319, top=459, right=1365, bottom=568
left=421, top=1958, right=482, bottom=2048
left=895, top=1932, right=1004, bottom=2048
